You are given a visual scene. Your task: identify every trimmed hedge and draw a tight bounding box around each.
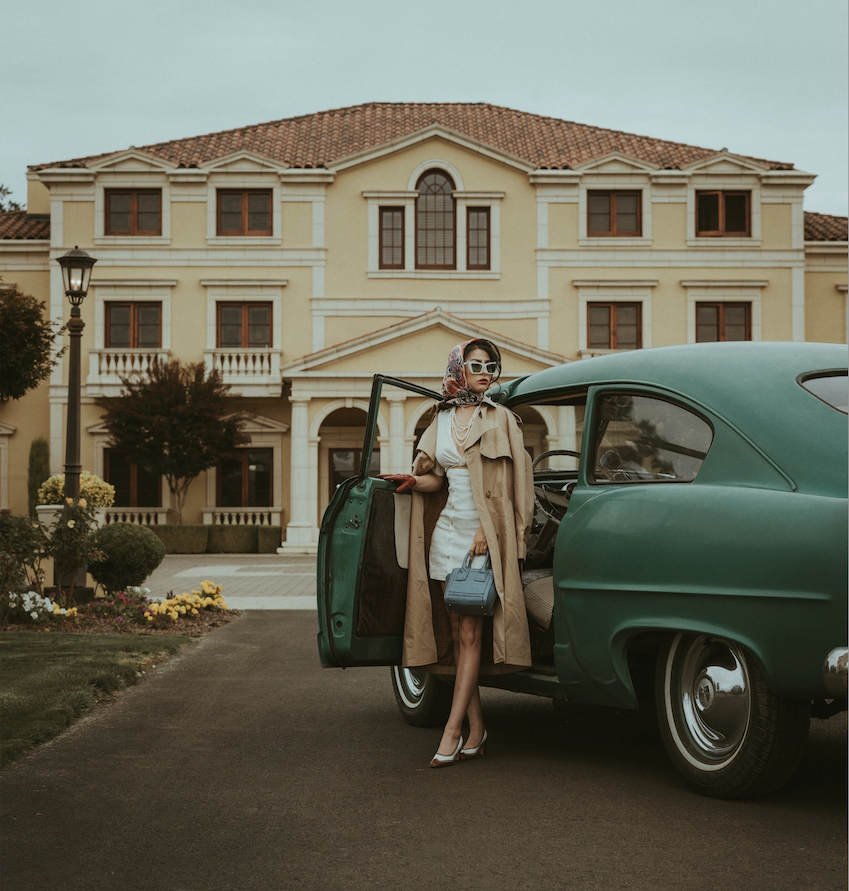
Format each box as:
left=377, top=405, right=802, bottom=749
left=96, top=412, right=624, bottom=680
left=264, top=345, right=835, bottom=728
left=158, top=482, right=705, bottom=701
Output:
left=144, top=525, right=281, bottom=553
left=258, top=526, right=282, bottom=553
left=207, top=525, right=258, bottom=554
left=147, top=525, right=209, bottom=554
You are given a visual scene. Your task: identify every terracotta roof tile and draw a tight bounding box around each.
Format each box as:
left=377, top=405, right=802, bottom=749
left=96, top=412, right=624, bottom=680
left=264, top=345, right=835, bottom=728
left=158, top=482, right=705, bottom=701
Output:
left=804, top=211, right=848, bottom=242
left=0, top=211, right=50, bottom=240
left=28, top=102, right=794, bottom=173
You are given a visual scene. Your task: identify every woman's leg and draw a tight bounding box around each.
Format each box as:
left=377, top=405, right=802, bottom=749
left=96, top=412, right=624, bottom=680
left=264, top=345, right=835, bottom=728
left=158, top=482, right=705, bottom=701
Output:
left=435, top=612, right=485, bottom=756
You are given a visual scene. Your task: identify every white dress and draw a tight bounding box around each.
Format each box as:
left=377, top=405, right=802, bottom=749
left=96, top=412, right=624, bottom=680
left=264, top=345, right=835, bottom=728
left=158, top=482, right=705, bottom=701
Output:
left=428, top=407, right=488, bottom=581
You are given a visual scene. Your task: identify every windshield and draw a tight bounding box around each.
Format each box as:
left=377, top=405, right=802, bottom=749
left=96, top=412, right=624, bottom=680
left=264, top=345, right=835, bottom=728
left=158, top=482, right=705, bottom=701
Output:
left=799, top=372, right=848, bottom=414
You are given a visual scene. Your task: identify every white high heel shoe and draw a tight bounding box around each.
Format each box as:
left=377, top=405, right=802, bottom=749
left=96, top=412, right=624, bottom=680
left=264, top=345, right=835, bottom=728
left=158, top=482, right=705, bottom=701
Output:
left=429, top=735, right=464, bottom=768
left=460, top=730, right=488, bottom=760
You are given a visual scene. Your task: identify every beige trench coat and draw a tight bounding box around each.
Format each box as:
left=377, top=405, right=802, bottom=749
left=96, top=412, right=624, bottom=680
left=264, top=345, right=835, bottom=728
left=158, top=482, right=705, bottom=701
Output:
left=401, top=399, right=535, bottom=673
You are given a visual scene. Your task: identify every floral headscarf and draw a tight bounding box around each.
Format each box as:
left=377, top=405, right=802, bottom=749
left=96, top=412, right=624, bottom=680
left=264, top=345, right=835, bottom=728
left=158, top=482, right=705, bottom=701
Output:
left=439, top=339, right=502, bottom=409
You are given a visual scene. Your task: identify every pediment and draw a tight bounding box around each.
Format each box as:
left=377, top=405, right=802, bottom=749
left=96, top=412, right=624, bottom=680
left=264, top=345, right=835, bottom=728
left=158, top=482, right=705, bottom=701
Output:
left=282, top=310, right=567, bottom=378
left=573, top=152, right=658, bottom=174
left=228, top=413, right=289, bottom=434
left=0, top=421, right=16, bottom=436
left=202, top=151, right=287, bottom=174
left=681, top=151, right=769, bottom=174
left=89, top=150, right=177, bottom=173
left=330, top=124, right=534, bottom=174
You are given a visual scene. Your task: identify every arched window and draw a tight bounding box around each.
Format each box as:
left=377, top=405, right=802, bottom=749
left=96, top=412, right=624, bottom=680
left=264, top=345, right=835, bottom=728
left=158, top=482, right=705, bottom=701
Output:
left=416, top=170, right=455, bottom=269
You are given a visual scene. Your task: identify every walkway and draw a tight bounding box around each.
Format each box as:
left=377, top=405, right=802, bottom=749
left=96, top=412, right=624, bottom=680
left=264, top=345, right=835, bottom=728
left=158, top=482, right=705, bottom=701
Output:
left=144, top=553, right=316, bottom=610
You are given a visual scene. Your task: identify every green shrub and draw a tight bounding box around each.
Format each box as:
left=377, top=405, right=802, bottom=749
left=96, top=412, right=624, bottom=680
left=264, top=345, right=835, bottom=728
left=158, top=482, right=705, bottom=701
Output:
left=0, top=514, right=50, bottom=602
left=207, top=525, right=258, bottom=554
left=147, top=525, right=209, bottom=554
left=27, top=438, right=50, bottom=518
left=257, top=526, right=282, bottom=553
left=89, top=523, right=166, bottom=594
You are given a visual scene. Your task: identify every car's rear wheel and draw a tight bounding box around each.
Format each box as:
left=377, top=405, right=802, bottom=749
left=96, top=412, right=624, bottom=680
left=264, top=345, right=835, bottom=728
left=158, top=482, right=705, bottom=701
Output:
left=655, top=633, right=810, bottom=799
left=390, top=666, right=453, bottom=727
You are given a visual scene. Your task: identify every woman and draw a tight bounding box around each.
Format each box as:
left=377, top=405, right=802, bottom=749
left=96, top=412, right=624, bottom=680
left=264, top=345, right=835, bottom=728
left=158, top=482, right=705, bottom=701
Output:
left=384, top=339, right=534, bottom=768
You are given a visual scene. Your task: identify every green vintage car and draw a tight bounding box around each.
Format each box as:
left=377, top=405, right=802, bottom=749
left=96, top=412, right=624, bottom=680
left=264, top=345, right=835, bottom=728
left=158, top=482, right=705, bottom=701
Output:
left=317, top=342, right=848, bottom=799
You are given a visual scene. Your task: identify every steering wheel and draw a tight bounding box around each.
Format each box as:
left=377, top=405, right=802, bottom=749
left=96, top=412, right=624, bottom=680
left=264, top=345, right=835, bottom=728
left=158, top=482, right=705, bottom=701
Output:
left=531, top=449, right=581, bottom=525
left=532, top=449, right=581, bottom=470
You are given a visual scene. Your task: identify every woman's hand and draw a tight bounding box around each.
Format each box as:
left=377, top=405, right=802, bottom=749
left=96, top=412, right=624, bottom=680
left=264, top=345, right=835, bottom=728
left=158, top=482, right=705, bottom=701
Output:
left=378, top=473, right=417, bottom=493
left=470, top=525, right=488, bottom=557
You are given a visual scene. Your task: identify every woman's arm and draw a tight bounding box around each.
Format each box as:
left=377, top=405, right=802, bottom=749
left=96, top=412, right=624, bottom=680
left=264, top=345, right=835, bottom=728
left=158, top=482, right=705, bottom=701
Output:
left=379, top=472, right=443, bottom=493
left=410, top=472, right=444, bottom=493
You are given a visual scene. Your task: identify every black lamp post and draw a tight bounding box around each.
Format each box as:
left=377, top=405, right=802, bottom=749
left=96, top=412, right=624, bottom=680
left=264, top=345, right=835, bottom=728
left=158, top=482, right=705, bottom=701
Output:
left=56, top=246, right=97, bottom=501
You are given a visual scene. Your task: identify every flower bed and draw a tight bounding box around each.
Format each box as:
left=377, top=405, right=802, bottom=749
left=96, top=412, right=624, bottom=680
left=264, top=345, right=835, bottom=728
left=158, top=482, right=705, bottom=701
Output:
left=1, top=581, right=238, bottom=639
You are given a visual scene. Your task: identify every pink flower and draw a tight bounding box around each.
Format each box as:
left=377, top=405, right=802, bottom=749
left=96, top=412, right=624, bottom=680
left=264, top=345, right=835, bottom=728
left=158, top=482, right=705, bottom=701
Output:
left=78, top=498, right=87, bottom=508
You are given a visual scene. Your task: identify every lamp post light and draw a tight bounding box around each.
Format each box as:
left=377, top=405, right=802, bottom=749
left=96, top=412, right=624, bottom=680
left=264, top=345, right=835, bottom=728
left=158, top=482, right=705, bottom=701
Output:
left=56, top=246, right=97, bottom=501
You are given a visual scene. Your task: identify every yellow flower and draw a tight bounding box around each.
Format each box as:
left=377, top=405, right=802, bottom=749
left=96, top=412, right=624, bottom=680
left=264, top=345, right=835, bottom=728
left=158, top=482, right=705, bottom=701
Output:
left=191, top=608, right=198, bottom=616
left=67, top=520, right=76, bottom=529
left=78, top=497, right=87, bottom=508
left=146, top=615, right=154, bottom=621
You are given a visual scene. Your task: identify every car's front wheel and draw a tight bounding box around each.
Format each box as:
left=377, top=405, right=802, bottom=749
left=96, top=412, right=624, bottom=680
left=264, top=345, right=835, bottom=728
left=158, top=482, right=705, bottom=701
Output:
left=656, top=633, right=810, bottom=799
left=390, top=666, right=453, bottom=727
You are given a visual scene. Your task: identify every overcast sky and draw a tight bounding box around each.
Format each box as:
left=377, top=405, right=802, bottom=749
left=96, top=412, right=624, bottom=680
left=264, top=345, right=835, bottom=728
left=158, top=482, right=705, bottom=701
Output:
left=1, top=0, right=847, bottom=216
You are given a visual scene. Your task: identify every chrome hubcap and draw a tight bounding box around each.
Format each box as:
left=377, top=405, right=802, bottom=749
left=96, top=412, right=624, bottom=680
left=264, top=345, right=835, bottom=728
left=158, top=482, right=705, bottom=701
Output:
left=393, top=666, right=425, bottom=708
left=674, top=635, right=751, bottom=762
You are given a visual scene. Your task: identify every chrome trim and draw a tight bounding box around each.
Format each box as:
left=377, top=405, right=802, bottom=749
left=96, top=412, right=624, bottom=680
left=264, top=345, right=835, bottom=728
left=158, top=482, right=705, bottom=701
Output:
left=823, top=648, right=848, bottom=698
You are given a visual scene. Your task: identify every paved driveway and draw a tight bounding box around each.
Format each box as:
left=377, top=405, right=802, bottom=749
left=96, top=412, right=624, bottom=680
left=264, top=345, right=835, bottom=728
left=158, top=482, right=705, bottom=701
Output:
left=145, top=553, right=316, bottom=610
left=1, top=610, right=845, bottom=891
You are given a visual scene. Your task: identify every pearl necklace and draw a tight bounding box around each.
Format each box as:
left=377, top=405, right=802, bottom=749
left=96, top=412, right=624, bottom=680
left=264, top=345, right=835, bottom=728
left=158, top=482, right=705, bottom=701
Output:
left=451, top=405, right=479, bottom=447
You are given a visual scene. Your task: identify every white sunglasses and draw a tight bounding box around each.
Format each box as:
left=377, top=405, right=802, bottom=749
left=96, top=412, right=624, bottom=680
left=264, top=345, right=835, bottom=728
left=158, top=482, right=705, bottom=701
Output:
left=464, top=360, right=499, bottom=375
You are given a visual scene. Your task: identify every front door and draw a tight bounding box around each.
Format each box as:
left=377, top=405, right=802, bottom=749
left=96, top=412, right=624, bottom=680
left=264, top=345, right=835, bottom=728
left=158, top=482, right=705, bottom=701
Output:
left=317, top=375, right=440, bottom=667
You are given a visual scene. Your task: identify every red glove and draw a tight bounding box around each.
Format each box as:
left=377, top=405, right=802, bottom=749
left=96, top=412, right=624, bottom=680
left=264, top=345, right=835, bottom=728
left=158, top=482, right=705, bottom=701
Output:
left=378, top=473, right=417, bottom=493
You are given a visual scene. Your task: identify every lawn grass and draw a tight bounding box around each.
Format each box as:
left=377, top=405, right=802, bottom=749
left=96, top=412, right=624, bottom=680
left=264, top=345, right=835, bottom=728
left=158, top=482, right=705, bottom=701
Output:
left=0, top=633, right=192, bottom=768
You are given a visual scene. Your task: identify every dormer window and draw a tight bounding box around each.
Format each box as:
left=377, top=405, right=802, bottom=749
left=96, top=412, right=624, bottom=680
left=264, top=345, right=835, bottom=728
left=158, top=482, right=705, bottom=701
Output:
left=588, top=191, right=641, bottom=237
left=696, top=191, right=750, bottom=237
left=105, top=190, right=161, bottom=236
left=416, top=171, right=455, bottom=269
left=217, top=190, right=272, bottom=236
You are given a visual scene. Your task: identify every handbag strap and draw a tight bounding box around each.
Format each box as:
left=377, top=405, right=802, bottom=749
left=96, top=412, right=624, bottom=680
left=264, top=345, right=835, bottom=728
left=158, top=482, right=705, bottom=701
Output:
left=462, top=551, right=492, bottom=572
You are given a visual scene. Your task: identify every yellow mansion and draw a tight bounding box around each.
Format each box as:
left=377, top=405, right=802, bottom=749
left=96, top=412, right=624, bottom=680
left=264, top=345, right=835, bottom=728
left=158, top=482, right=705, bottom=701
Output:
left=0, top=103, right=846, bottom=550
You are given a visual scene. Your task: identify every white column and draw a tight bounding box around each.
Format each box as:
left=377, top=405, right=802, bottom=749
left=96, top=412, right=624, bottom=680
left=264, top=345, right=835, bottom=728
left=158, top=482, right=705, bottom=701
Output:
left=386, top=395, right=406, bottom=473
left=551, top=406, right=578, bottom=470
left=308, top=435, right=320, bottom=533
left=281, top=400, right=317, bottom=552
left=376, top=435, right=388, bottom=473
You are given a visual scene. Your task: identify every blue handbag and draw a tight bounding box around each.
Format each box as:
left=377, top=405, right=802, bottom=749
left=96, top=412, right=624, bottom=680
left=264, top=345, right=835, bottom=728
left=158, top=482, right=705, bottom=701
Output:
left=443, top=552, right=498, bottom=616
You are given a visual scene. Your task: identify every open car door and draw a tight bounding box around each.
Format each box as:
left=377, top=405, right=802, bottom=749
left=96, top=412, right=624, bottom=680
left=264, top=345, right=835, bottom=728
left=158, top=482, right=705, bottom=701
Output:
left=317, top=375, right=440, bottom=667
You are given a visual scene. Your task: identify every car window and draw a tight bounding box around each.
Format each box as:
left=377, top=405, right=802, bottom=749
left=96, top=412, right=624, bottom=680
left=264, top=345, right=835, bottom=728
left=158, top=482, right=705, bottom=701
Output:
left=799, top=372, right=848, bottom=414
left=591, top=394, right=713, bottom=484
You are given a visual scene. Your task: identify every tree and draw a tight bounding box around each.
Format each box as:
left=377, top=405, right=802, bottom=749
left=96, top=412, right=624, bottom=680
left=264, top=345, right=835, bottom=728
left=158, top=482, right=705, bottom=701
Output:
left=0, top=284, right=65, bottom=402
left=0, top=185, right=23, bottom=212
left=27, top=438, right=51, bottom=518
left=95, top=360, right=248, bottom=524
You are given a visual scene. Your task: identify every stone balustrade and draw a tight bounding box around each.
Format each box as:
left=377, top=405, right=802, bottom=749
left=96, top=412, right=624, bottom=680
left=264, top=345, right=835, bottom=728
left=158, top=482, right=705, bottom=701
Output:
left=202, top=349, right=282, bottom=396
left=202, top=507, right=283, bottom=526
left=87, top=349, right=171, bottom=396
